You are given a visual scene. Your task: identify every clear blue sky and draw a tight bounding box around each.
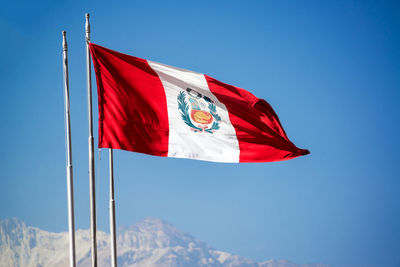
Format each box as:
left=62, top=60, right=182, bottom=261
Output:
left=1, top=1, right=399, bottom=267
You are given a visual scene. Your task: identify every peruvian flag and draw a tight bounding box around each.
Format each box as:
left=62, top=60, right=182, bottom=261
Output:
left=90, top=43, right=309, bottom=163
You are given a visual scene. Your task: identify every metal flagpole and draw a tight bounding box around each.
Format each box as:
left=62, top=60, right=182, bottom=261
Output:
left=62, top=31, right=76, bottom=267
left=85, top=13, right=98, bottom=267
left=109, top=149, right=118, bottom=267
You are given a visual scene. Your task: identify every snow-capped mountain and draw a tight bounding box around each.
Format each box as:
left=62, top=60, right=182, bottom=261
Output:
left=0, top=217, right=329, bottom=267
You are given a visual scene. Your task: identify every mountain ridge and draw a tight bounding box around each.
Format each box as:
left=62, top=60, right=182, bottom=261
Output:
left=0, top=217, right=330, bottom=267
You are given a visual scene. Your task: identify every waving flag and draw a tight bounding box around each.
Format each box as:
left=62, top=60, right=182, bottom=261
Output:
left=90, top=43, right=309, bottom=163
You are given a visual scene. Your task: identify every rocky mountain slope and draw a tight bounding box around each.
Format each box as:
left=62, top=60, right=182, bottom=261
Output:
left=0, top=217, right=329, bottom=267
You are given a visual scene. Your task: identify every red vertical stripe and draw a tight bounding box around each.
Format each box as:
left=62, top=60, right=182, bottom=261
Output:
left=90, top=43, right=169, bottom=156
left=205, top=75, right=309, bottom=162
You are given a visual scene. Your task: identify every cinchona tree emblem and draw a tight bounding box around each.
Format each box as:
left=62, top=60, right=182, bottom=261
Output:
left=177, top=88, right=221, bottom=133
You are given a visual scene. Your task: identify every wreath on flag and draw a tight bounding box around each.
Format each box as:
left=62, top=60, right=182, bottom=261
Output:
left=177, top=91, right=221, bottom=134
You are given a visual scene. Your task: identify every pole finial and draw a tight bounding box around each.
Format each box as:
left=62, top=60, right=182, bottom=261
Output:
left=85, top=13, right=90, bottom=42
left=62, top=31, right=67, bottom=51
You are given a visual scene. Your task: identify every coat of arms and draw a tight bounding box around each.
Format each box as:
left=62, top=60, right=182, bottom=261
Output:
left=177, top=88, right=221, bottom=133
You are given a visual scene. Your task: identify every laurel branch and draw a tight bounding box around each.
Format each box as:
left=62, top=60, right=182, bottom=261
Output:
left=177, top=91, right=202, bottom=132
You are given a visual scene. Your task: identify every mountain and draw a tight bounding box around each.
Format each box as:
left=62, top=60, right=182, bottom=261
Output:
left=0, top=217, right=330, bottom=267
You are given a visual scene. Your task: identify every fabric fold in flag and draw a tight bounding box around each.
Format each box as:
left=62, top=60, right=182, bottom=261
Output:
left=90, top=43, right=309, bottom=163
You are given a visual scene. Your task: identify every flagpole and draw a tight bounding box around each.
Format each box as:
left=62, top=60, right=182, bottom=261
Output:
left=85, top=13, right=98, bottom=267
left=62, top=31, right=76, bottom=267
left=109, top=149, right=117, bottom=267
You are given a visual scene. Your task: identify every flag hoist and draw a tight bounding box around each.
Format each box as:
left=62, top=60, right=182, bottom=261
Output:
left=84, top=12, right=309, bottom=267
left=62, top=31, right=76, bottom=267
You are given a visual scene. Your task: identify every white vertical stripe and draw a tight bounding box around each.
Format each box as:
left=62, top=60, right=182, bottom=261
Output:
left=148, top=60, right=239, bottom=163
